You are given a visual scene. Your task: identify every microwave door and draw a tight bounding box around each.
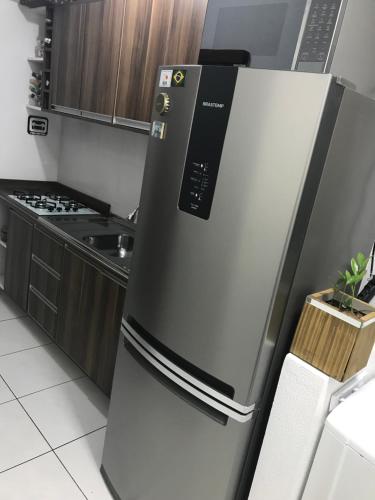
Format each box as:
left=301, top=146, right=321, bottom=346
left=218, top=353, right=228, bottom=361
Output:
left=201, top=0, right=308, bottom=70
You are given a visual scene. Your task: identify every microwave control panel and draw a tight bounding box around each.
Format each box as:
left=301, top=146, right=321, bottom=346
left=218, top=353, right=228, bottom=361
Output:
left=295, top=0, right=343, bottom=72
left=178, top=67, right=238, bottom=220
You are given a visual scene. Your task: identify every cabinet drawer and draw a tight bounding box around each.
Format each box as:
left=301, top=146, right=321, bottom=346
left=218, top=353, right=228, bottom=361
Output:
left=33, top=227, right=64, bottom=274
left=30, top=258, right=60, bottom=307
left=28, top=288, right=57, bottom=340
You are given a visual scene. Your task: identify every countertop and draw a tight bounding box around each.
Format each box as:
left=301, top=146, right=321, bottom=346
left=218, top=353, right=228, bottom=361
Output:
left=0, top=179, right=135, bottom=286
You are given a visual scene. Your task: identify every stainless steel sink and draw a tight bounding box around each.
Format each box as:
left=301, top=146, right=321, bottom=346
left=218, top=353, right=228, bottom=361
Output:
left=83, top=234, right=134, bottom=258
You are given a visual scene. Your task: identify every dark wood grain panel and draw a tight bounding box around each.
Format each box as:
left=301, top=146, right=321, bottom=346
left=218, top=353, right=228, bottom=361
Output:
left=80, top=0, right=125, bottom=116
left=57, top=246, right=126, bottom=395
left=33, top=227, right=64, bottom=274
left=28, top=289, right=57, bottom=340
left=115, top=0, right=153, bottom=121
left=50, top=3, right=86, bottom=109
left=115, top=0, right=208, bottom=123
left=56, top=247, right=86, bottom=366
left=30, top=260, right=60, bottom=307
left=4, top=210, right=33, bottom=312
left=79, top=260, right=126, bottom=394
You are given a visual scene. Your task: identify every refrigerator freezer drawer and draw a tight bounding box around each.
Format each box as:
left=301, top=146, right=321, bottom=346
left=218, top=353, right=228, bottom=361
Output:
left=102, top=337, right=256, bottom=500
left=123, top=322, right=256, bottom=423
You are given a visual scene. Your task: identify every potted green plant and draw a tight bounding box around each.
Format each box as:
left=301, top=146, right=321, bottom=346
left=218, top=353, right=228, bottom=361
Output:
left=291, top=252, right=375, bottom=381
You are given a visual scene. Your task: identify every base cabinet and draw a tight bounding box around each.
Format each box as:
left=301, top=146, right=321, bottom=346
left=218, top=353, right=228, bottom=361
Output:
left=3, top=209, right=127, bottom=396
left=4, top=210, right=33, bottom=311
left=57, top=246, right=126, bottom=395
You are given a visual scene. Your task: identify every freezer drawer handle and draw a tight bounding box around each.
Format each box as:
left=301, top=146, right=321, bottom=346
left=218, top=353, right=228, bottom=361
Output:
left=126, top=316, right=234, bottom=398
left=122, top=325, right=255, bottom=424
left=123, top=318, right=256, bottom=416
left=124, top=338, right=229, bottom=425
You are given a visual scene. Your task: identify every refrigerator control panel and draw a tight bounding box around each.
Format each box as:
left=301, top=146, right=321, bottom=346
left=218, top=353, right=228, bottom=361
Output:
left=178, top=66, right=238, bottom=220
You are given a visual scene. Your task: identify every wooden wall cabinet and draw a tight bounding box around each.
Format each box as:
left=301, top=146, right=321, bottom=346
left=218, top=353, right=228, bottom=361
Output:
left=115, top=0, right=208, bottom=125
left=4, top=210, right=33, bottom=312
left=51, top=2, right=86, bottom=112
left=79, top=0, right=125, bottom=120
left=51, top=0, right=208, bottom=128
left=57, top=246, right=126, bottom=395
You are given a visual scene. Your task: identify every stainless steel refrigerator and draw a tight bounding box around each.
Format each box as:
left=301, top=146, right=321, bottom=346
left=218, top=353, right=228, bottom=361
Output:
left=101, top=65, right=375, bottom=500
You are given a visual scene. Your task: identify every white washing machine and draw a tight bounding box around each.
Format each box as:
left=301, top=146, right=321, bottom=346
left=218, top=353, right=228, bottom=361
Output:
left=303, top=378, right=375, bottom=500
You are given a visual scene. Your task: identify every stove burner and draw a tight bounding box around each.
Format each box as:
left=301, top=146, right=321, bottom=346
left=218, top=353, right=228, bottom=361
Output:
left=34, top=200, right=57, bottom=212
left=46, top=193, right=71, bottom=203
left=14, top=191, right=43, bottom=202
left=13, top=190, right=25, bottom=198
left=25, top=195, right=42, bottom=204
left=61, top=200, right=84, bottom=212
left=9, top=192, right=97, bottom=216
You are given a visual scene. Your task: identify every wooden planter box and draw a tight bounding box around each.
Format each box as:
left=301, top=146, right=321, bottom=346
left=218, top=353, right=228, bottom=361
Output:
left=291, top=289, right=375, bottom=381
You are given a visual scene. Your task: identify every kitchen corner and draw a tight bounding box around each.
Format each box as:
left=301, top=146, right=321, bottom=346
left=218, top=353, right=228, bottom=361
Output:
left=0, top=179, right=136, bottom=396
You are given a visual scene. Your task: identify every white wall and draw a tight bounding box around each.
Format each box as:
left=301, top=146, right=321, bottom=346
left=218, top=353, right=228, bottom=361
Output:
left=0, top=1, right=60, bottom=181
left=58, top=118, right=148, bottom=218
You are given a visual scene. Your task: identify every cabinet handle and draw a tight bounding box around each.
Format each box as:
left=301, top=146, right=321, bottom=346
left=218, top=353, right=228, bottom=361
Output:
left=113, top=116, right=151, bottom=132
left=29, top=285, right=58, bottom=314
left=80, top=111, right=113, bottom=123
left=50, top=105, right=82, bottom=117
left=32, top=254, right=61, bottom=280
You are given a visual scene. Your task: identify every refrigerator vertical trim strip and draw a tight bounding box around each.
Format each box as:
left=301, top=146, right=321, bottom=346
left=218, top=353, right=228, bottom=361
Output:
left=122, top=326, right=255, bottom=423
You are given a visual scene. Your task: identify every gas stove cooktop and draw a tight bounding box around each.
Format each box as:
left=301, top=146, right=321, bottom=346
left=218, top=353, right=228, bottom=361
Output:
left=9, top=191, right=100, bottom=216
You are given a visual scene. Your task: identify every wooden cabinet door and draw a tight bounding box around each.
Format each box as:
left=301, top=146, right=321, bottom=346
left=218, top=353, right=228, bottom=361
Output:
left=50, top=3, right=86, bottom=110
left=80, top=0, right=125, bottom=118
left=56, top=247, right=86, bottom=366
left=115, top=0, right=208, bottom=123
left=79, top=260, right=126, bottom=395
left=57, top=247, right=126, bottom=395
left=4, top=210, right=33, bottom=311
left=114, top=0, right=153, bottom=123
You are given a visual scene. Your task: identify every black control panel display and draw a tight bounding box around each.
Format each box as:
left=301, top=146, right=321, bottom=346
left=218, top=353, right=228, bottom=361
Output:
left=178, top=67, right=238, bottom=220
left=297, top=0, right=342, bottom=66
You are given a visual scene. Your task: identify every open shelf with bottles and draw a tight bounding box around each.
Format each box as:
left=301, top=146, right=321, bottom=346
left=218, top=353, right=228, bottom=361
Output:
left=41, top=7, right=54, bottom=110
left=27, top=7, right=54, bottom=111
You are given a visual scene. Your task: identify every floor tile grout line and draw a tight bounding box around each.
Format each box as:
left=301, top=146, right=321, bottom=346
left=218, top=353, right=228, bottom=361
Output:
left=15, top=375, right=87, bottom=400
left=0, top=375, right=54, bottom=451
left=0, top=366, right=86, bottom=401
left=52, top=450, right=89, bottom=500
left=0, top=396, right=16, bottom=407
left=2, top=373, right=107, bottom=457
left=16, top=397, right=55, bottom=449
left=0, top=341, right=53, bottom=359
left=0, top=315, right=27, bottom=324
left=0, top=450, right=52, bottom=476
left=0, top=374, right=106, bottom=499
left=0, top=448, right=88, bottom=500
left=53, top=425, right=107, bottom=452
left=0, top=373, right=18, bottom=400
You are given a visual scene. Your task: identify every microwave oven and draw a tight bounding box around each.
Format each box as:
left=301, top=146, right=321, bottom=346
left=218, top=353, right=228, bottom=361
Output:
left=201, top=0, right=375, bottom=96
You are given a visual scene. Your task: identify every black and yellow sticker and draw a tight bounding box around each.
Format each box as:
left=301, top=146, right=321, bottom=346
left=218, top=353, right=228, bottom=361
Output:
left=172, top=69, right=186, bottom=87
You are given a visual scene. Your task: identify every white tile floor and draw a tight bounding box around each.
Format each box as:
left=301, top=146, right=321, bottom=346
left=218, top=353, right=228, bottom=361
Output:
left=0, top=291, right=114, bottom=499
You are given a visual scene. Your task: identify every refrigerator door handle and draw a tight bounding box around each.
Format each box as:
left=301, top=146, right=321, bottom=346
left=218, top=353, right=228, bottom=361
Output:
left=122, top=324, right=256, bottom=424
